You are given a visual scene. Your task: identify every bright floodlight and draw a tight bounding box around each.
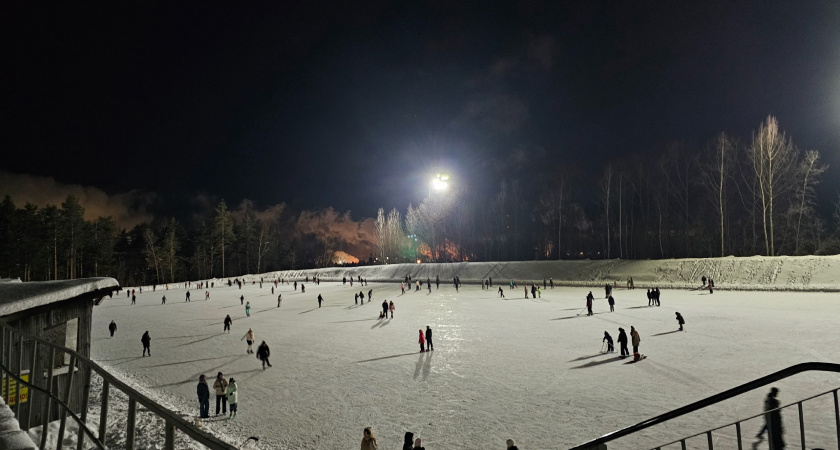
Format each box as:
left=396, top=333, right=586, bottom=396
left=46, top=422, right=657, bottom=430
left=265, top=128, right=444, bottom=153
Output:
left=431, top=173, right=449, bottom=191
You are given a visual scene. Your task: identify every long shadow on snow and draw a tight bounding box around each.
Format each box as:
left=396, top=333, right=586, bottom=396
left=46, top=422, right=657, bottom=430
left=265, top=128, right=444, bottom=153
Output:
left=158, top=334, right=217, bottom=341
left=150, top=355, right=251, bottom=388
left=144, top=356, right=244, bottom=368
left=356, top=352, right=418, bottom=363
left=173, top=334, right=220, bottom=347
left=567, top=352, right=613, bottom=362
left=626, top=305, right=657, bottom=309
left=570, top=356, right=623, bottom=369
left=331, top=318, right=378, bottom=323
left=550, top=313, right=605, bottom=320
left=651, top=330, right=681, bottom=336
left=298, top=308, right=318, bottom=315
left=370, top=319, right=391, bottom=329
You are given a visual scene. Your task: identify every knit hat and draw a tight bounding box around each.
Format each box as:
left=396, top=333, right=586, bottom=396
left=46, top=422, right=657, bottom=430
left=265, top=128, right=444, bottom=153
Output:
left=414, top=438, right=422, bottom=446
left=506, top=438, right=516, bottom=447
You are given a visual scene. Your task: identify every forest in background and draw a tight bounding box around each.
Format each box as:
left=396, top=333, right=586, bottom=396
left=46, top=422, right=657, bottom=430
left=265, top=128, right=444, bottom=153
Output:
left=2, top=116, right=840, bottom=286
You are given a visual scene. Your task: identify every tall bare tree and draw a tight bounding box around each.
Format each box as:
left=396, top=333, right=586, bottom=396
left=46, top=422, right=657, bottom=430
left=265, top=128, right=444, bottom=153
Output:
left=791, top=150, right=828, bottom=254
left=213, top=200, right=235, bottom=277
left=748, top=116, right=798, bottom=256
left=143, top=227, right=161, bottom=283
left=699, top=133, right=737, bottom=256
left=374, top=208, right=386, bottom=263
left=600, top=165, right=613, bottom=258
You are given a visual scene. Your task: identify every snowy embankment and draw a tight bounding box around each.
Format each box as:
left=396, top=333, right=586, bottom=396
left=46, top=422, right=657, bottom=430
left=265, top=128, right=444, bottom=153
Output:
left=88, top=255, right=840, bottom=449
left=265, top=254, right=840, bottom=291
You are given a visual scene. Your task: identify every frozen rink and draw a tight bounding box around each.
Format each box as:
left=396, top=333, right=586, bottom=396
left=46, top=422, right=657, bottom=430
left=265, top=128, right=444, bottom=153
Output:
left=91, top=278, right=840, bottom=449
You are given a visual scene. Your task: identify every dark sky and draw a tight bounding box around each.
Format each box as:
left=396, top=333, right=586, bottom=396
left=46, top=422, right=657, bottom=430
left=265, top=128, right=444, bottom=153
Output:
left=4, top=1, right=840, bottom=220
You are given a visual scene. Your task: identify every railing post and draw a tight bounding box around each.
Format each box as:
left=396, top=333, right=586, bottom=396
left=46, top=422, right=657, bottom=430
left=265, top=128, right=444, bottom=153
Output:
left=3, top=328, right=9, bottom=407
left=680, top=440, right=686, bottom=450
left=706, top=430, right=713, bottom=449
left=40, top=346, right=56, bottom=450
left=76, top=364, right=92, bottom=450
left=98, top=379, right=109, bottom=445
left=26, top=341, right=37, bottom=430
left=15, top=330, right=24, bottom=418
left=798, top=402, right=805, bottom=450
left=165, top=422, right=175, bottom=450
left=126, top=397, right=137, bottom=450
left=56, top=354, right=76, bottom=448
left=735, top=422, right=742, bottom=450
left=834, top=390, right=840, bottom=450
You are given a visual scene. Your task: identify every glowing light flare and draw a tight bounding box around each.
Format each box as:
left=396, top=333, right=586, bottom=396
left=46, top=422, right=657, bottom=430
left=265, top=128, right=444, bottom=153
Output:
left=431, top=173, right=450, bottom=191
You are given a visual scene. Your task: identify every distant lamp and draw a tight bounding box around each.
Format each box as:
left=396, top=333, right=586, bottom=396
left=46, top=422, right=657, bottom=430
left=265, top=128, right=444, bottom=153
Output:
left=416, top=259, right=422, bottom=264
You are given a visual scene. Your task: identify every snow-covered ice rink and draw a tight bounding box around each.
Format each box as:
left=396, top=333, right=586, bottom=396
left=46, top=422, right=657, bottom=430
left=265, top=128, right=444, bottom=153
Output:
left=91, top=279, right=840, bottom=449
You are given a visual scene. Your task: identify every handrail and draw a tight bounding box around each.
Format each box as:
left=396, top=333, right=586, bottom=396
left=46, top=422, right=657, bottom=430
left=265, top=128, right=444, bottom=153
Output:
left=0, top=319, right=238, bottom=450
left=569, top=362, right=840, bottom=450
left=653, top=385, right=839, bottom=448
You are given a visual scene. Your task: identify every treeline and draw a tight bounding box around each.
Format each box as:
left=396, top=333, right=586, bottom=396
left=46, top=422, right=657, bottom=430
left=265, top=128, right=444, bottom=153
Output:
left=377, top=116, right=840, bottom=262
left=0, top=198, right=358, bottom=286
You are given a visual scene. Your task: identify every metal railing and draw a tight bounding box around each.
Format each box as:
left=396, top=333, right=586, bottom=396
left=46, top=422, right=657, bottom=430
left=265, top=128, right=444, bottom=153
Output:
left=652, top=385, right=840, bottom=449
left=0, top=319, right=238, bottom=450
left=569, top=362, right=840, bottom=450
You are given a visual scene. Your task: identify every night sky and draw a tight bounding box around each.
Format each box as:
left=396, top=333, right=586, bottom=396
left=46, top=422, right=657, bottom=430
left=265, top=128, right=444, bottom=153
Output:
left=4, top=1, right=840, bottom=222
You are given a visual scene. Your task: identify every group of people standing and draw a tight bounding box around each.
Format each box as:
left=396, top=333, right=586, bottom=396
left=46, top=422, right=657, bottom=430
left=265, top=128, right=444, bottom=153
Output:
left=602, top=326, right=642, bottom=360
left=196, top=372, right=238, bottom=419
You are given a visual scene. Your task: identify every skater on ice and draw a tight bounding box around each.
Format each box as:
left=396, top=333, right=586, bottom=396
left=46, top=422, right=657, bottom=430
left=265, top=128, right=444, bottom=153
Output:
left=631, top=326, right=641, bottom=360
left=256, top=341, right=272, bottom=369
left=161, top=295, right=166, bottom=304
left=361, top=426, right=378, bottom=450
left=213, top=372, right=228, bottom=416
left=242, top=328, right=255, bottom=354
left=586, top=291, right=594, bottom=316
left=418, top=329, right=426, bottom=352
left=226, top=378, right=237, bottom=419
left=608, top=294, right=615, bottom=312
left=617, top=327, right=629, bottom=357
left=245, top=301, right=251, bottom=317
left=318, top=294, right=323, bottom=308
left=403, top=432, right=414, bottom=450
left=675, top=312, right=685, bottom=331
left=603, top=331, right=614, bottom=352
left=108, top=320, right=117, bottom=337
left=425, top=326, right=433, bottom=351
left=389, top=300, right=395, bottom=318
left=498, top=286, right=505, bottom=298
left=382, top=300, right=388, bottom=317
left=197, top=374, right=210, bottom=419
left=224, top=314, right=232, bottom=333
left=277, top=294, right=282, bottom=307
left=141, top=331, right=151, bottom=356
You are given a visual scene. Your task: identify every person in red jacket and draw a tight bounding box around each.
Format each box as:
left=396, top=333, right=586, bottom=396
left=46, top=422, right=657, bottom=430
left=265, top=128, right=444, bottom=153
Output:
left=418, top=330, right=425, bottom=353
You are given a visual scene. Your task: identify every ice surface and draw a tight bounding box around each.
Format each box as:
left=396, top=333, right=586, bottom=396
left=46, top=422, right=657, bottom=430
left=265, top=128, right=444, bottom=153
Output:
left=90, top=258, right=840, bottom=449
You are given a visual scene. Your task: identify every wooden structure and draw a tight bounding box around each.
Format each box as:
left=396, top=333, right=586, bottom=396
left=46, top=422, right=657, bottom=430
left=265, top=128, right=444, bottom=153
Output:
left=0, top=278, right=119, bottom=430
left=0, top=278, right=238, bottom=450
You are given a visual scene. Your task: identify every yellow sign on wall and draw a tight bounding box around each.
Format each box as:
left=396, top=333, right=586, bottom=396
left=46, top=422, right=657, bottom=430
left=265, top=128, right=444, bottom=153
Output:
left=1, top=374, right=29, bottom=405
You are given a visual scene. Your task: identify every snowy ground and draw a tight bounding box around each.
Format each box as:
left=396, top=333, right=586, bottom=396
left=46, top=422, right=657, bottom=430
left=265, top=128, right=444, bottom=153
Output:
left=91, top=258, right=840, bottom=449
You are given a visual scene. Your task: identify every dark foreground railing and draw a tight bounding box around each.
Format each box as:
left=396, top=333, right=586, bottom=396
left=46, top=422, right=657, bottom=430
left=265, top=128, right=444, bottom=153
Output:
left=0, top=319, right=238, bottom=450
left=569, top=362, right=840, bottom=450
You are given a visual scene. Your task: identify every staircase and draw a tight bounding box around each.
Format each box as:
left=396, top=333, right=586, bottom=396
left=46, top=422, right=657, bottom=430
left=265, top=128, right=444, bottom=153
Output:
left=570, top=362, right=840, bottom=450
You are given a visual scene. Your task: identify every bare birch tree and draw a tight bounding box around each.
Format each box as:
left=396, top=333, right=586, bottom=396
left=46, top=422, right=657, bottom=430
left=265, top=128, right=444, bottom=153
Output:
left=791, top=150, right=828, bottom=254
left=748, top=116, right=798, bottom=256
left=600, top=165, right=613, bottom=258
left=699, top=132, right=736, bottom=256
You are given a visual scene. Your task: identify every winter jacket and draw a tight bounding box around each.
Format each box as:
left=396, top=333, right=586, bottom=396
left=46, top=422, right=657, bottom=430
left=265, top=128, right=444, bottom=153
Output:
left=403, top=432, right=414, bottom=450
left=257, top=343, right=270, bottom=360
left=608, top=296, right=615, bottom=306
left=389, top=303, right=395, bottom=312
left=418, top=331, right=425, bottom=344
left=242, top=330, right=254, bottom=342
left=213, top=377, right=228, bottom=395
left=631, top=329, right=641, bottom=347
left=425, top=328, right=432, bottom=342
left=603, top=332, right=613, bottom=344
left=617, top=330, right=628, bottom=344
left=226, top=382, right=238, bottom=404
left=361, top=436, right=378, bottom=450
left=676, top=314, right=685, bottom=325
left=141, top=333, right=150, bottom=345
left=197, top=381, right=210, bottom=402
left=108, top=322, right=117, bottom=333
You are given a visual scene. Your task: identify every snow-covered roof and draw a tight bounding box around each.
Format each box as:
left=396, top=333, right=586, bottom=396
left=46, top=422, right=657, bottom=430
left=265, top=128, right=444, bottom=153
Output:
left=0, top=278, right=120, bottom=317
